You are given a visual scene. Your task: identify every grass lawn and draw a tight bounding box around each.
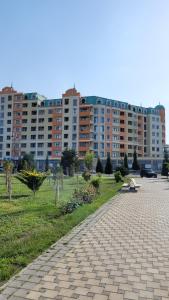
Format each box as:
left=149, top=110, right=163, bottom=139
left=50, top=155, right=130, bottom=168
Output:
left=0, top=174, right=122, bottom=285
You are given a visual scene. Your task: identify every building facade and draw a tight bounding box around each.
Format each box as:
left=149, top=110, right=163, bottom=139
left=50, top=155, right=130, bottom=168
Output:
left=0, top=86, right=165, bottom=170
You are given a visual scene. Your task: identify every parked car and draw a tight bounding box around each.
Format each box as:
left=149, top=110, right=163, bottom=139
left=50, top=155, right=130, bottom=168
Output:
left=140, top=168, right=157, bottom=178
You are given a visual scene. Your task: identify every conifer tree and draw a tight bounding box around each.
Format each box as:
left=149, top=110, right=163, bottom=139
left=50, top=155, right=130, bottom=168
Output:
left=105, top=153, right=113, bottom=174
left=96, top=157, right=103, bottom=173
left=124, top=153, right=128, bottom=169
left=132, top=149, right=140, bottom=170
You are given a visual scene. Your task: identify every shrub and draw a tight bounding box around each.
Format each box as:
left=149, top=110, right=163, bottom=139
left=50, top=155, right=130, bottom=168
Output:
left=60, top=198, right=82, bottom=215
left=97, top=172, right=102, bottom=178
left=90, top=177, right=100, bottom=192
left=116, top=166, right=129, bottom=177
left=82, top=171, right=91, bottom=181
left=114, top=171, right=123, bottom=183
left=73, top=184, right=96, bottom=204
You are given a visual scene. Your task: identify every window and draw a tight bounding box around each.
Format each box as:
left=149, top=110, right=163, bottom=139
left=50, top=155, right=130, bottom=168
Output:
left=31, top=119, right=36, bottom=123
left=38, top=143, right=44, bottom=148
left=22, top=111, right=28, bottom=115
left=6, top=152, right=10, bottom=156
left=21, top=135, right=27, bottom=140
left=23, top=103, right=28, bottom=108
left=32, top=102, right=37, bottom=107
left=48, top=143, right=52, bottom=147
left=22, top=127, right=27, bottom=132
left=37, top=151, right=43, bottom=156
left=48, top=126, right=52, bottom=130
left=31, top=135, right=36, bottom=140
left=48, top=134, right=52, bottom=139
left=64, top=98, right=69, bottom=105
left=39, top=118, right=44, bottom=123
left=7, top=112, right=11, bottom=116
left=64, top=108, right=69, bottom=113
left=8, top=104, right=12, bottom=109
left=22, top=119, right=27, bottom=124
left=64, top=125, right=69, bottom=130
left=32, top=110, right=37, bottom=115
left=21, top=143, right=26, bottom=148
left=64, top=142, right=68, bottom=147
left=7, top=120, right=11, bottom=124
left=8, top=95, right=12, bottom=101
left=7, top=136, right=10, bottom=140
left=39, top=110, right=45, bottom=115
left=31, top=127, right=36, bottom=131
left=38, top=135, right=44, bottom=139
left=64, top=134, right=68, bottom=138
left=64, top=117, right=69, bottom=122
left=6, top=144, right=10, bottom=148
left=38, top=126, right=44, bottom=131
left=48, top=118, right=52, bottom=122
left=7, top=128, right=11, bottom=132
left=73, top=99, right=77, bottom=106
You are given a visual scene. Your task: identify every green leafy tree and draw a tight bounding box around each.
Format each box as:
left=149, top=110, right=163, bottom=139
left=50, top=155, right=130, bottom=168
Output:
left=16, top=170, right=47, bottom=196
left=84, top=151, right=94, bottom=171
left=96, top=157, right=103, bottom=173
left=105, top=153, right=113, bottom=174
left=60, top=148, right=77, bottom=176
left=132, top=149, right=140, bottom=170
left=3, top=160, right=13, bottom=200
left=124, top=153, right=128, bottom=169
left=17, top=153, right=35, bottom=171
left=161, top=149, right=169, bottom=176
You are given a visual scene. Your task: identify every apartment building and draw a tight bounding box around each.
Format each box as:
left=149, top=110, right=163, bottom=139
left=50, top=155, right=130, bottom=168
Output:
left=0, top=86, right=165, bottom=170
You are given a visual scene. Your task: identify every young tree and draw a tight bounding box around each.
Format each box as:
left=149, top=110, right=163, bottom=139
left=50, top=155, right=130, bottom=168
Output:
left=96, top=157, right=103, bottom=173
left=17, top=153, right=35, bottom=171
left=105, top=153, right=113, bottom=174
left=161, top=149, right=169, bottom=176
left=45, top=154, right=49, bottom=172
left=60, top=148, right=77, bottom=176
left=16, top=170, right=47, bottom=197
left=124, top=153, right=128, bottom=169
left=3, top=161, right=14, bottom=200
left=84, top=151, right=94, bottom=171
left=132, top=149, right=140, bottom=170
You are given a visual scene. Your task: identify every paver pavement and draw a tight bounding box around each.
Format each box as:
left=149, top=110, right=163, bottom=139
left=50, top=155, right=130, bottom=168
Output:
left=1, top=178, right=169, bottom=300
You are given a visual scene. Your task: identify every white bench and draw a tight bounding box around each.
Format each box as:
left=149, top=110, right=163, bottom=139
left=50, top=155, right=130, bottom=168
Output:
left=122, top=178, right=141, bottom=192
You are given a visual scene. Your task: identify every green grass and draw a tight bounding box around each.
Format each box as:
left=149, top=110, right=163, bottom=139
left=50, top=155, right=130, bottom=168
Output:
left=0, top=174, right=121, bottom=285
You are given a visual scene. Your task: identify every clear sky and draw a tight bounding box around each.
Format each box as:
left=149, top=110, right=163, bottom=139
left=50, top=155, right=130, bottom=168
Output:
left=0, top=0, right=169, bottom=141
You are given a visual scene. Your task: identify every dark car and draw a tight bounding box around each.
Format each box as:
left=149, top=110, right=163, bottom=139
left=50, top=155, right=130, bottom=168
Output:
left=140, top=168, right=157, bottom=178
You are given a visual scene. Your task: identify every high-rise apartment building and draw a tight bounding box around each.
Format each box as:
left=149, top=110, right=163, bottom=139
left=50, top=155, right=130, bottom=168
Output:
left=0, top=86, right=165, bottom=169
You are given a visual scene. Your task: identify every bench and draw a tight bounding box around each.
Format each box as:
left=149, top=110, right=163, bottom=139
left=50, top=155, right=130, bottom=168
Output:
left=122, top=178, right=141, bottom=192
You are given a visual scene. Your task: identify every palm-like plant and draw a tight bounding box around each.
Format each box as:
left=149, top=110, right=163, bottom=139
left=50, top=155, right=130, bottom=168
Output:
left=16, top=170, right=48, bottom=196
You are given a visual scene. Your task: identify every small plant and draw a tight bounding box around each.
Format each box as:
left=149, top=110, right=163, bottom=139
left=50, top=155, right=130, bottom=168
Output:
left=73, top=184, right=96, bottom=204
left=90, top=177, right=101, bottom=193
left=114, top=171, right=123, bottom=183
left=16, top=170, right=48, bottom=196
left=60, top=198, right=82, bottom=215
left=116, top=166, right=129, bottom=177
left=82, top=171, right=91, bottom=181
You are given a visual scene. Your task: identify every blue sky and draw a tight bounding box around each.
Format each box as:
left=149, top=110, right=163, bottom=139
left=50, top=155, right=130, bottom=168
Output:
left=0, top=0, right=169, bottom=141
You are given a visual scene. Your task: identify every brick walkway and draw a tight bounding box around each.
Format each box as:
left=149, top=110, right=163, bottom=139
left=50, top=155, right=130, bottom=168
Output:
left=1, top=178, right=169, bottom=300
